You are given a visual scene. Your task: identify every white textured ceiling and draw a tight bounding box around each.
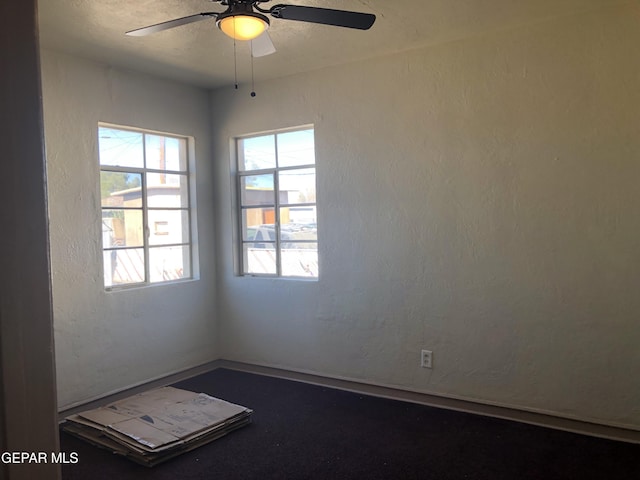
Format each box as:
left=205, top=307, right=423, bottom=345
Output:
left=38, top=0, right=626, bottom=89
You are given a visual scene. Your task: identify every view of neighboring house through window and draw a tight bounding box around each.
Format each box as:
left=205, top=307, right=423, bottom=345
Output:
left=237, top=127, right=318, bottom=278
left=99, top=125, right=193, bottom=288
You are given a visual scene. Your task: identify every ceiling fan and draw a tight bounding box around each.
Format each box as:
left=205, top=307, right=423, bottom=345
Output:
left=126, top=0, right=376, bottom=57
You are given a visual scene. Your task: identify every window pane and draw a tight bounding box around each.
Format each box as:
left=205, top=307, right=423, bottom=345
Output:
left=240, top=174, right=274, bottom=206
left=98, top=127, right=144, bottom=168
left=277, top=129, right=315, bottom=167
left=243, top=243, right=277, bottom=275
left=104, top=248, right=145, bottom=287
left=239, top=135, right=276, bottom=171
left=281, top=243, right=318, bottom=277
left=278, top=168, right=316, bottom=205
left=148, top=210, right=190, bottom=246
left=280, top=207, right=317, bottom=242
left=102, top=209, right=144, bottom=247
left=146, top=134, right=187, bottom=171
left=242, top=208, right=276, bottom=242
left=146, top=173, right=188, bottom=208
left=149, top=246, right=191, bottom=283
left=100, top=172, right=142, bottom=207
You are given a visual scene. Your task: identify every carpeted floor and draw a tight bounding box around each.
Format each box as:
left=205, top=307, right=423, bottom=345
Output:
left=60, top=368, right=640, bottom=479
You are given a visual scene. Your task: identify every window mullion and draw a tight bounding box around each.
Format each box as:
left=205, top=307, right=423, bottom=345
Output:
left=142, top=134, right=151, bottom=284
left=274, top=133, right=282, bottom=277
left=101, top=165, right=187, bottom=176
left=277, top=164, right=316, bottom=173
left=100, top=165, right=145, bottom=175
left=237, top=170, right=248, bottom=275
left=274, top=170, right=281, bottom=277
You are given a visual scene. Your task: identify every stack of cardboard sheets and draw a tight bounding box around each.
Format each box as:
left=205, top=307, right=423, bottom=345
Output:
left=63, top=386, right=252, bottom=466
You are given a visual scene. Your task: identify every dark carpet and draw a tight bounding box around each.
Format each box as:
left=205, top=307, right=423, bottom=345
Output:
left=60, top=368, right=640, bottom=479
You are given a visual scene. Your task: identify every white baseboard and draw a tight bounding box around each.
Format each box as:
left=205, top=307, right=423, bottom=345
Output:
left=216, top=360, right=640, bottom=445
left=59, top=359, right=640, bottom=445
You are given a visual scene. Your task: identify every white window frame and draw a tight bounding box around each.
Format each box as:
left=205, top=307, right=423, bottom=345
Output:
left=98, top=123, right=194, bottom=289
left=235, top=126, right=318, bottom=278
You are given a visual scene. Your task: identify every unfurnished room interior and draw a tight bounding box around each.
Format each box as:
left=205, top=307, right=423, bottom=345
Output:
left=1, top=0, right=640, bottom=478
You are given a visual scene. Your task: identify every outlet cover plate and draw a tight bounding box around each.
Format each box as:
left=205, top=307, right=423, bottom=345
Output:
left=421, top=349, right=433, bottom=368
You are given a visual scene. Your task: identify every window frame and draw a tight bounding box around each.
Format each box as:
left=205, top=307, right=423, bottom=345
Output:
left=98, top=123, right=195, bottom=290
left=235, top=125, right=318, bottom=279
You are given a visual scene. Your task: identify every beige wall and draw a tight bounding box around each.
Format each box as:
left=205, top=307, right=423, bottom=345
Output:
left=211, top=3, right=640, bottom=428
left=41, top=50, right=219, bottom=409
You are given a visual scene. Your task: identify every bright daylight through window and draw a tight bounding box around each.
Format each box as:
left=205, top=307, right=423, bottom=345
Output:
left=237, top=127, right=318, bottom=278
left=99, top=125, right=193, bottom=288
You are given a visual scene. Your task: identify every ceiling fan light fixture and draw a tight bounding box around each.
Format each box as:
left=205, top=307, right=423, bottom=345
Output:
left=217, top=12, right=269, bottom=41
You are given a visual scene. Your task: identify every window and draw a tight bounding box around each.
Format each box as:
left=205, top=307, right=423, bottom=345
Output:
left=236, top=127, right=318, bottom=278
left=98, top=125, right=193, bottom=288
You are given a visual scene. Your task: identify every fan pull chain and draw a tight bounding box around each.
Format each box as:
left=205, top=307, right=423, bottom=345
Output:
left=233, top=18, right=238, bottom=89
left=250, top=41, right=256, bottom=97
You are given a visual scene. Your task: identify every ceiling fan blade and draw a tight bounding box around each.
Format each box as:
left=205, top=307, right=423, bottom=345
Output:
left=126, top=12, right=217, bottom=36
left=252, top=31, right=276, bottom=57
left=269, top=5, right=375, bottom=30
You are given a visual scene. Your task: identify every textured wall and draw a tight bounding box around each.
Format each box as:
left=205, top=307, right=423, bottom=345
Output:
left=41, top=50, right=218, bottom=409
left=211, top=3, right=640, bottom=428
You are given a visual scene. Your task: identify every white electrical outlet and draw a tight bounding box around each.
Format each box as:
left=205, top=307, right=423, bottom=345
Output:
left=421, top=349, right=433, bottom=368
